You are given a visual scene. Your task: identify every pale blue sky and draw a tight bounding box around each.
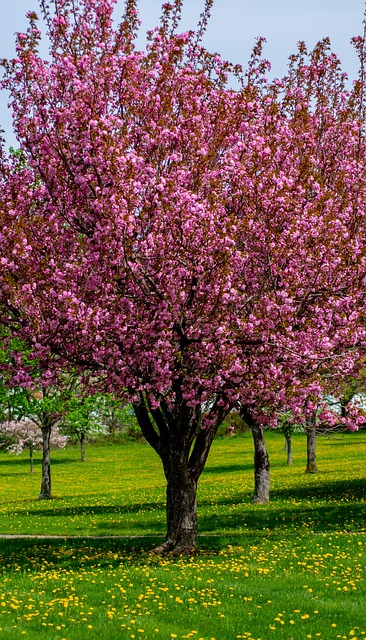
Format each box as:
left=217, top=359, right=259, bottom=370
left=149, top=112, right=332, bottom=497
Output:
left=1, top=0, right=364, bottom=146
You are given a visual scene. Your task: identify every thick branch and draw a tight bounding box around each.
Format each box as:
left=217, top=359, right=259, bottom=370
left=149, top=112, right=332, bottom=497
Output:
left=148, top=403, right=170, bottom=442
left=132, top=396, right=160, bottom=454
left=189, top=405, right=227, bottom=480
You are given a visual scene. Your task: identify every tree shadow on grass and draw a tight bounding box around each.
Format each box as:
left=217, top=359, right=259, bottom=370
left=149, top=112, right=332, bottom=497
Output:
left=204, top=463, right=253, bottom=474
left=0, top=457, right=79, bottom=476
left=0, top=536, right=242, bottom=569
left=196, top=477, right=366, bottom=508
left=21, top=501, right=165, bottom=518
left=199, top=499, right=366, bottom=535
left=0, top=459, right=32, bottom=468
left=1, top=518, right=365, bottom=573
left=270, top=477, right=366, bottom=501
left=94, top=519, right=164, bottom=534
left=320, top=438, right=366, bottom=446
left=199, top=478, right=366, bottom=535
left=0, top=537, right=163, bottom=567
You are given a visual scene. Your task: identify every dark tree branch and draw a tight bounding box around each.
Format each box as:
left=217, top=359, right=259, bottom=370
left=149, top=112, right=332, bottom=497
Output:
left=189, top=404, right=227, bottom=480
left=133, top=393, right=161, bottom=454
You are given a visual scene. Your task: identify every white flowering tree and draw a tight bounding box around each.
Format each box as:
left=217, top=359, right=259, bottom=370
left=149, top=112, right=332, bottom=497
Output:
left=0, top=420, right=68, bottom=474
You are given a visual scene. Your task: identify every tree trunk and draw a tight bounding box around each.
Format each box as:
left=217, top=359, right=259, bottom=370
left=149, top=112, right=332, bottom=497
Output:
left=251, top=422, right=270, bottom=503
left=155, top=451, right=198, bottom=555
left=133, top=393, right=228, bottom=554
left=39, top=426, right=52, bottom=499
left=29, top=445, right=34, bottom=474
left=239, top=407, right=270, bottom=503
left=285, top=432, right=292, bottom=465
left=305, top=425, right=317, bottom=473
left=80, top=432, right=86, bottom=462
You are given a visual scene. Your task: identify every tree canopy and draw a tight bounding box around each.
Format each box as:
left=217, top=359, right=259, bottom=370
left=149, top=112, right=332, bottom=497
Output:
left=1, top=0, right=366, bottom=551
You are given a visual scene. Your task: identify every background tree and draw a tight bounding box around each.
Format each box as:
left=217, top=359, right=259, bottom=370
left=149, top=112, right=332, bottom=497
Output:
left=94, top=395, right=139, bottom=438
left=1, top=0, right=366, bottom=552
left=240, top=405, right=270, bottom=503
left=337, top=367, right=366, bottom=422
left=0, top=420, right=68, bottom=474
left=61, top=393, right=107, bottom=461
left=0, top=329, right=82, bottom=498
left=0, top=377, right=78, bottom=498
left=302, top=396, right=365, bottom=474
left=277, top=412, right=298, bottom=466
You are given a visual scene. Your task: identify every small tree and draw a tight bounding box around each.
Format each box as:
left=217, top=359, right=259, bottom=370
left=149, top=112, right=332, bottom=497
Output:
left=93, top=395, right=139, bottom=438
left=277, top=412, right=300, bottom=466
left=7, top=383, right=75, bottom=497
left=0, top=420, right=68, bottom=473
left=303, top=397, right=365, bottom=473
left=0, top=333, right=82, bottom=498
left=61, top=393, right=107, bottom=461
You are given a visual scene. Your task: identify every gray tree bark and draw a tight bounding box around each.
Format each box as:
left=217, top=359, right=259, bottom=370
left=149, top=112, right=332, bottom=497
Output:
left=285, top=431, right=293, bottom=465
left=240, top=407, right=270, bottom=503
left=251, top=422, right=270, bottom=503
left=305, top=423, right=317, bottom=473
left=29, top=445, right=34, bottom=474
left=39, top=426, right=52, bottom=499
left=80, top=432, right=86, bottom=462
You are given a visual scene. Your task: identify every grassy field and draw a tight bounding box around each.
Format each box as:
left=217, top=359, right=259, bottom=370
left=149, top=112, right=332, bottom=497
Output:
left=0, top=431, right=365, bottom=639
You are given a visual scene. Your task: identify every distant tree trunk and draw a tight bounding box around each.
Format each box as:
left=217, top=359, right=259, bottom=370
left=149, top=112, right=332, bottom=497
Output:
left=39, top=425, right=52, bottom=499
left=133, top=393, right=228, bottom=555
left=108, top=415, right=114, bottom=435
left=240, top=407, right=270, bottom=503
left=305, top=416, right=317, bottom=473
left=80, top=432, right=86, bottom=462
left=340, top=399, right=347, bottom=418
left=251, top=422, right=270, bottom=503
left=29, top=445, right=34, bottom=474
left=285, top=431, right=292, bottom=465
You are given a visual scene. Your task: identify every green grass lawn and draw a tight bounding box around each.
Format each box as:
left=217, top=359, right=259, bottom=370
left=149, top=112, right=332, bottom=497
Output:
left=0, top=431, right=365, bottom=639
